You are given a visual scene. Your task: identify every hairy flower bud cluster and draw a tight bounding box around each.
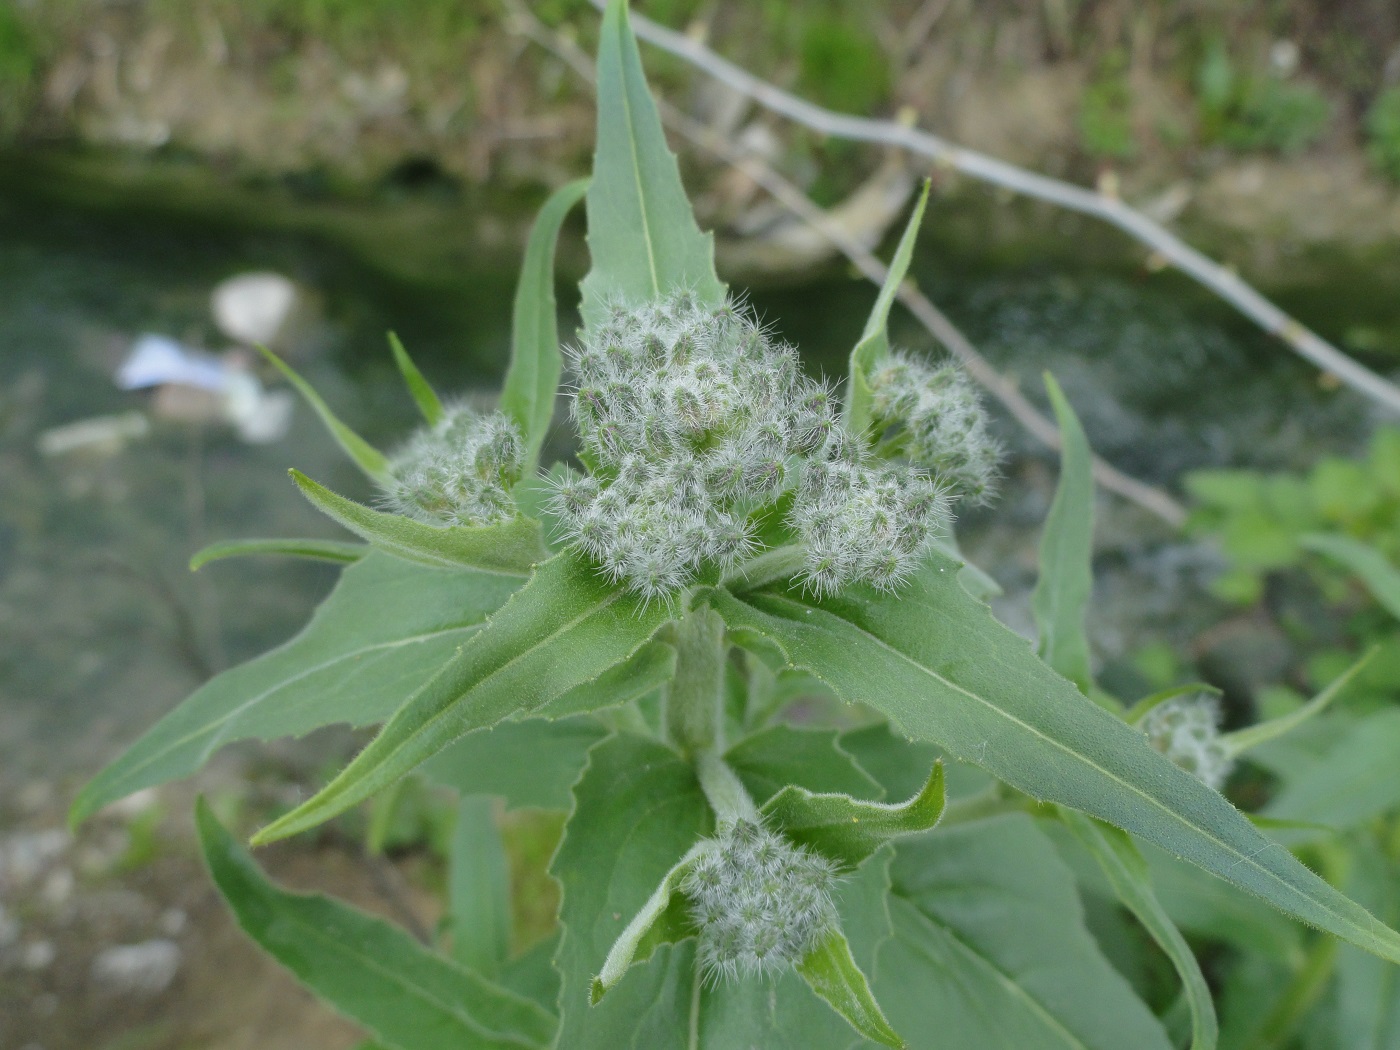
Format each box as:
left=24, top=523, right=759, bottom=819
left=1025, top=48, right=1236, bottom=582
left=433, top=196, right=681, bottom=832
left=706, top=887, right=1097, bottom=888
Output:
left=1141, top=694, right=1234, bottom=791
left=681, top=819, right=837, bottom=982
left=382, top=405, right=524, bottom=526
left=869, top=352, right=1000, bottom=504
left=552, top=292, right=950, bottom=599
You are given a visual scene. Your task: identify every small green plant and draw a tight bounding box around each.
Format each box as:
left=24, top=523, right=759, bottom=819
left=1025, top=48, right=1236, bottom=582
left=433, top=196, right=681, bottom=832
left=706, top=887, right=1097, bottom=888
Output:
left=1078, top=52, right=1137, bottom=160
left=1366, top=85, right=1400, bottom=182
left=73, top=3, right=1400, bottom=1047
left=1195, top=37, right=1331, bottom=155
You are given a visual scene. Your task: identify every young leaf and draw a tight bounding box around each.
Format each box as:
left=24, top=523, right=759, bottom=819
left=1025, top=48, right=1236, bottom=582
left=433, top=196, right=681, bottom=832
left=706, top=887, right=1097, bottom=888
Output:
left=72, top=554, right=519, bottom=826
left=190, top=537, right=365, bottom=570
left=387, top=332, right=445, bottom=427
left=1061, top=809, right=1218, bottom=1050
left=725, top=725, right=884, bottom=805
left=878, top=815, right=1174, bottom=1050
left=579, top=0, right=725, bottom=330
left=760, top=763, right=945, bottom=872
left=1302, top=532, right=1400, bottom=620
left=1030, top=373, right=1095, bottom=693
left=843, top=179, right=931, bottom=437
left=423, top=717, right=609, bottom=811
left=796, top=928, right=905, bottom=1049
left=195, top=799, right=556, bottom=1050
left=501, top=179, right=589, bottom=474
left=449, top=796, right=511, bottom=977
left=712, top=558, right=1400, bottom=966
left=290, top=469, right=545, bottom=576
left=1220, top=649, right=1373, bottom=757
left=258, top=346, right=391, bottom=483
left=251, top=553, right=673, bottom=844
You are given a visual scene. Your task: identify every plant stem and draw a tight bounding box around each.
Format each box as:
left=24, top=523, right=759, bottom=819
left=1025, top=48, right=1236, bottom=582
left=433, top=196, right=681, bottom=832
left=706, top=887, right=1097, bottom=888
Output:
left=694, top=748, right=759, bottom=824
left=664, top=603, right=729, bottom=757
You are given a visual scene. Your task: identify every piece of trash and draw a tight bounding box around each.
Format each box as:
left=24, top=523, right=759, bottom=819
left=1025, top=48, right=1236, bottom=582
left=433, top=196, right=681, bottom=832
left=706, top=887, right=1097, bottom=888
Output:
left=211, top=272, right=301, bottom=348
left=36, top=412, right=150, bottom=458
left=115, top=334, right=293, bottom=444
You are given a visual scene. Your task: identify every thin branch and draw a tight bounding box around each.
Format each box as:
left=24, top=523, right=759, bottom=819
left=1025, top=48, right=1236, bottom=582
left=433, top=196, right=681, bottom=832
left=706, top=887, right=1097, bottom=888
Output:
left=606, top=2, right=1400, bottom=420
left=508, top=0, right=1186, bottom=525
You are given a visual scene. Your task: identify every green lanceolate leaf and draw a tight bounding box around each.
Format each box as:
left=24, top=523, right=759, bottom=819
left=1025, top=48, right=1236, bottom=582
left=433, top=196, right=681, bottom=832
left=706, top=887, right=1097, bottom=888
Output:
left=796, top=928, right=905, bottom=1049
left=501, top=179, right=588, bottom=474
left=579, top=0, right=724, bottom=330
left=1031, top=373, right=1096, bottom=693
left=72, top=554, right=519, bottom=825
left=259, top=346, right=391, bottom=483
left=553, top=732, right=711, bottom=1045
left=1061, top=809, right=1218, bottom=1050
left=534, top=639, right=676, bottom=719
left=712, top=557, right=1400, bottom=965
left=423, top=717, right=608, bottom=811
left=1302, top=532, right=1400, bottom=621
left=196, top=800, right=555, bottom=1050
left=879, top=815, right=1173, bottom=1050
left=1335, top=844, right=1400, bottom=1050
left=761, top=762, right=945, bottom=872
left=290, top=469, right=546, bottom=576
left=189, top=537, right=366, bottom=570
left=1220, top=649, right=1373, bottom=757
left=725, top=724, right=884, bottom=805
left=388, top=332, right=445, bottom=427
left=252, top=553, right=673, bottom=844
left=449, top=796, right=512, bottom=977
left=843, top=179, right=930, bottom=437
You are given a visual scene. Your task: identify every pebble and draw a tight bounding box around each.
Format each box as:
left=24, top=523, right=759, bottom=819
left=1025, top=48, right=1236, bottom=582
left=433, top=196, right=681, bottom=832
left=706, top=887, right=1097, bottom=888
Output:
left=91, top=939, right=181, bottom=996
left=0, top=829, right=69, bottom=889
left=22, top=939, right=56, bottom=970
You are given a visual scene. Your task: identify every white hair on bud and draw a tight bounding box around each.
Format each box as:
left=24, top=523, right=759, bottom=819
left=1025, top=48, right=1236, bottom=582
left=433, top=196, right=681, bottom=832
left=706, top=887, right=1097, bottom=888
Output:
left=382, top=403, right=524, bottom=526
left=1140, top=693, right=1234, bottom=791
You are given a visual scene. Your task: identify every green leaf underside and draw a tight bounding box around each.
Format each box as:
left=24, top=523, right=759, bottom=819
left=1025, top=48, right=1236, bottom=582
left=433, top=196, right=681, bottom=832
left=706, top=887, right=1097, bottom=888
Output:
left=725, top=724, right=884, bottom=806
left=579, top=0, right=724, bottom=331
left=762, top=763, right=945, bottom=872
left=1221, top=650, right=1372, bottom=757
left=72, top=554, right=519, bottom=825
left=1031, top=374, right=1095, bottom=693
left=252, top=553, right=672, bottom=844
left=449, top=796, right=512, bottom=976
left=189, top=537, right=366, bottom=570
left=290, top=470, right=545, bottom=576
left=711, top=557, right=1400, bottom=965
left=423, top=718, right=609, bottom=811
left=388, top=332, right=445, bottom=426
left=1062, top=810, right=1218, bottom=1050
left=880, top=815, right=1173, bottom=1050
left=501, top=179, right=589, bottom=474
left=1302, top=532, right=1400, bottom=621
left=259, top=347, right=391, bottom=483
left=196, top=800, right=555, bottom=1050
left=797, top=928, right=906, bottom=1048
left=843, top=179, right=930, bottom=438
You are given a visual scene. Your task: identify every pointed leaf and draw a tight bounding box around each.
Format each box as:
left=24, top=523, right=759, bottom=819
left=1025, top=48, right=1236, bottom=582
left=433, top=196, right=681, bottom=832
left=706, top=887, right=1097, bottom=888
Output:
left=290, top=469, right=544, bottom=576
left=843, top=179, right=930, bottom=437
left=1031, top=373, right=1095, bottom=693
left=797, top=927, right=905, bottom=1048
left=726, top=724, right=883, bottom=805
left=534, top=639, right=676, bottom=719
left=449, top=796, right=512, bottom=977
left=196, top=800, right=556, bottom=1050
left=879, top=815, right=1173, bottom=1050
left=423, top=717, right=609, bottom=811
left=761, top=763, right=945, bottom=872
left=259, top=347, right=390, bottom=482
left=72, top=554, right=519, bottom=825
left=712, top=559, right=1400, bottom=965
left=252, top=553, right=672, bottom=843
left=1061, top=809, right=1218, bottom=1050
left=501, top=179, right=588, bottom=473
left=1302, top=532, right=1400, bottom=620
left=1221, top=649, right=1373, bottom=757
left=388, top=332, right=445, bottom=427
left=580, top=0, right=724, bottom=330
left=190, top=537, right=365, bottom=570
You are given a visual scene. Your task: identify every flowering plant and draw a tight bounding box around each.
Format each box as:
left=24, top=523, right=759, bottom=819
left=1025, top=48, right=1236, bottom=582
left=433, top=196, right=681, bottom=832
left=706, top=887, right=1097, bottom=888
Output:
left=74, top=3, right=1400, bottom=1047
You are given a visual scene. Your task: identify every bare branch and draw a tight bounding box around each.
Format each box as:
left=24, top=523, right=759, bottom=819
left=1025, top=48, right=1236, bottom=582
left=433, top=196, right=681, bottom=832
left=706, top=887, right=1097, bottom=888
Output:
left=605, top=2, right=1400, bottom=420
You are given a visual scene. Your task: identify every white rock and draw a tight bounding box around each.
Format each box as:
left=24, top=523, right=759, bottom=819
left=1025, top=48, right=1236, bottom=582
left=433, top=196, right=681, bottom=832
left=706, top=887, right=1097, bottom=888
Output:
left=211, top=272, right=300, bottom=347
left=0, top=829, right=69, bottom=888
left=91, top=939, right=181, bottom=996
left=22, top=940, right=56, bottom=971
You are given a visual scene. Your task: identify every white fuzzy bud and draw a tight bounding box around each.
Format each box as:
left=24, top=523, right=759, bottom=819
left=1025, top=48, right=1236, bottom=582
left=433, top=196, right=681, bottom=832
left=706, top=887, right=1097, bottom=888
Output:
left=1140, top=694, right=1234, bottom=791
left=681, top=819, right=837, bottom=982
left=382, top=404, right=523, bottom=526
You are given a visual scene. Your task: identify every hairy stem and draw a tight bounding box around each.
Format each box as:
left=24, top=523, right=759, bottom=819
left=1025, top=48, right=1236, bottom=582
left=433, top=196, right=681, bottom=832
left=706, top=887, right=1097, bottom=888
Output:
left=694, top=748, right=760, bottom=824
left=664, top=603, right=729, bottom=756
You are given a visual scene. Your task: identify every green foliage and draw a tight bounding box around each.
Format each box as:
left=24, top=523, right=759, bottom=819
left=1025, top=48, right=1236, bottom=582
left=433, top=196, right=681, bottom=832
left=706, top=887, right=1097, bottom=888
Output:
left=795, top=12, right=889, bottom=116
left=1367, top=86, right=1400, bottom=183
left=75, top=2, right=1400, bottom=1046
left=1079, top=51, right=1137, bottom=160
left=1194, top=38, right=1331, bottom=155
